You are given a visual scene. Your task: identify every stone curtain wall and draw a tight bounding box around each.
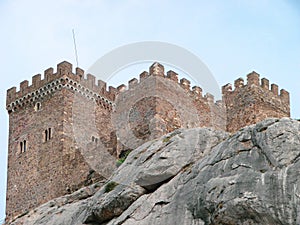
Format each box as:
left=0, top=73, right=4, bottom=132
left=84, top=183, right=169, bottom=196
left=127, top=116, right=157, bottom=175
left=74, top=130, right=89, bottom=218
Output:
left=5, top=61, right=290, bottom=221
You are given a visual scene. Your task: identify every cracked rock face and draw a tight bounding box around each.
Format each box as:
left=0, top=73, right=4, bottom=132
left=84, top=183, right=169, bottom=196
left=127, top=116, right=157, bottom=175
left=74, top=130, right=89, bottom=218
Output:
left=8, top=118, right=300, bottom=225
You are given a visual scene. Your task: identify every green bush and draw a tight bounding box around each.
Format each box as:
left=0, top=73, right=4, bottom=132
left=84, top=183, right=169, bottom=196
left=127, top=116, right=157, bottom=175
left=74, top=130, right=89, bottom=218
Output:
left=163, top=136, right=171, bottom=142
left=104, top=181, right=119, bottom=193
left=116, top=150, right=131, bottom=166
left=162, top=132, right=177, bottom=143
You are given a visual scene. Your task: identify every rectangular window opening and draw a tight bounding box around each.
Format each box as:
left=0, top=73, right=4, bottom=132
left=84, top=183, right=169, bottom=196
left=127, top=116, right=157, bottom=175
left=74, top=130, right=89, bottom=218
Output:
left=23, top=140, right=26, bottom=152
left=45, top=130, right=48, bottom=142
left=48, top=128, right=51, bottom=140
left=20, top=142, right=23, bottom=153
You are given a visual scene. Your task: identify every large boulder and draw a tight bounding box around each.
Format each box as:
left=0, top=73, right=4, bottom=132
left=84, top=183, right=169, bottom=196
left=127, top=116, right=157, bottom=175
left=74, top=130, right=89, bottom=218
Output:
left=8, top=118, right=300, bottom=225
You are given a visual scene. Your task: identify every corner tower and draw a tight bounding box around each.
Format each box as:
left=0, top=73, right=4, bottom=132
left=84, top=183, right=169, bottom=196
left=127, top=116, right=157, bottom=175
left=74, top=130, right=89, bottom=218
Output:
left=5, top=61, right=117, bottom=221
left=222, top=72, right=290, bottom=132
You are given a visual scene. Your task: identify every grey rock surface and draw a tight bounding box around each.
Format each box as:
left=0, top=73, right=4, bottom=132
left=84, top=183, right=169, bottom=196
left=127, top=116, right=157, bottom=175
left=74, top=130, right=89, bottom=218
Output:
left=8, top=118, right=300, bottom=225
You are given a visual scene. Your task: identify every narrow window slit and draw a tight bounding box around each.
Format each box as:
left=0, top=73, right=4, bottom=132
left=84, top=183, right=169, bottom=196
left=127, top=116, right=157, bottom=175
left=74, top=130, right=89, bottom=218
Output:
left=48, top=128, right=51, bottom=140
left=45, top=130, right=48, bottom=142
left=23, top=140, right=26, bottom=152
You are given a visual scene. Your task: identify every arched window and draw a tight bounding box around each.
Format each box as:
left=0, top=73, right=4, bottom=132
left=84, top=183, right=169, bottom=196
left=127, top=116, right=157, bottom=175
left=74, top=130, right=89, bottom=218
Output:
left=35, top=102, right=41, bottom=111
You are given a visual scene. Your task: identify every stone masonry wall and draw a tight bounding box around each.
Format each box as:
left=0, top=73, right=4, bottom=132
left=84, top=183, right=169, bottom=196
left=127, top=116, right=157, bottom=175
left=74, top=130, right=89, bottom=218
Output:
left=113, top=62, right=225, bottom=150
left=7, top=88, right=70, bottom=219
left=5, top=62, right=118, bottom=222
left=223, top=72, right=290, bottom=132
left=5, top=61, right=290, bottom=222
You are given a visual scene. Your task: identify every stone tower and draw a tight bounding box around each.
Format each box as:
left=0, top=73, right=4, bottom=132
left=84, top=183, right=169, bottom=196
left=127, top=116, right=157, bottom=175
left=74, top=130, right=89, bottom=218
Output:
left=5, top=61, right=118, bottom=220
left=222, top=72, right=290, bottom=132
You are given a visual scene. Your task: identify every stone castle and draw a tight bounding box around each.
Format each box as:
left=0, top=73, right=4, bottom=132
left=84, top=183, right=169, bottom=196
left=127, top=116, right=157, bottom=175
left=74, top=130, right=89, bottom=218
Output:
left=5, top=61, right=290, bottom=221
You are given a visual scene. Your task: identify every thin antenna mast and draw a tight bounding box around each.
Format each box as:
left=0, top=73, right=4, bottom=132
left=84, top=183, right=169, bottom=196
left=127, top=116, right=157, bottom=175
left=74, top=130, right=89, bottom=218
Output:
left=72, top=29, right=79, bottom=67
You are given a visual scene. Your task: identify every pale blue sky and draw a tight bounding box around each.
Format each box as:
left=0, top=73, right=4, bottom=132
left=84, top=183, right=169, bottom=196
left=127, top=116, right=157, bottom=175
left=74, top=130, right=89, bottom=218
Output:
left=0, top=0, right=299, bottom=221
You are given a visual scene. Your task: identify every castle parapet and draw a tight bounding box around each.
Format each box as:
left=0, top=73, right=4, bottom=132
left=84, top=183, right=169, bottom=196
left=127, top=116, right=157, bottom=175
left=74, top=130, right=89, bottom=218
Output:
left=166, top=71, right=178, bottom=82
left=223, top=72, right=290, bottom=132
left=6, top=61, right=118, bottom=110
left=280, top=89, right=290, bottom=103
left=192, top=86, right=203, bottom=97
left=271, top=84, right=278, bottom=95
left=180, top=78, right=191, bottom=90
left=87, top=74, right=96, bottom=87
left=20, top=80, right=29, bottom=95
left=32, top=74, right=42, bottom=87
left=261, top=78, right=269, bottom=90
left=45, top=68, right=54, bottom=81
left=139, top=71, right=149, bottom=81
left=128, top=78, right=138, bottom=89
left=6, top=87, right=17, bottom=107
left=222, top=72, right=289, bottom=102
left=205, top=93, right=214, bottom=104
left=247, top=72, right=260, bottom=86
left=57, top=61, right=72, bottom=76
left=117, top=84, right=126, bottom=92
left=150, top=62, right=164, bottom=77
left=113, top=62, right=219, bottom=105
left=76, top=67, right=84, bottom=78
left=222, top=83, right=232, bottom=94
left=98, top=80, right=107, bottom=93
left=234, top=78, right=244, bottom=89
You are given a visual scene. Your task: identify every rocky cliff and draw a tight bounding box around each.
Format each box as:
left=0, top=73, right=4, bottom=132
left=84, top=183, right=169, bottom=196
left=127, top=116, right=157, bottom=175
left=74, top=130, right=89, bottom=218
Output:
left=7, top=118, right=300, bottom=225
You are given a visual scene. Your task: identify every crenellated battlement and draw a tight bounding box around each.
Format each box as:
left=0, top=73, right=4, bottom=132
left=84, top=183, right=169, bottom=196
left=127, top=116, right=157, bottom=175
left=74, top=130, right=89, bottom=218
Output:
left=222, top=71, right=290, bottom=104
left=6, top=61, right=290, bottom=121
left=8, top=61, right=222, bottom=114
left=6, top=61, right=117, bottom=113
left=222, top=71, right=290, bottom=132
left=115, top=62, right=217, bottom=105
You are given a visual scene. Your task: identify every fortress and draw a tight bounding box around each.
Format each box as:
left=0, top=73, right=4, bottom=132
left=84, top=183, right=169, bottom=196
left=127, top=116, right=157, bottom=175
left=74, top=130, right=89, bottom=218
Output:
left=5, top=61, right=290, bottom=222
